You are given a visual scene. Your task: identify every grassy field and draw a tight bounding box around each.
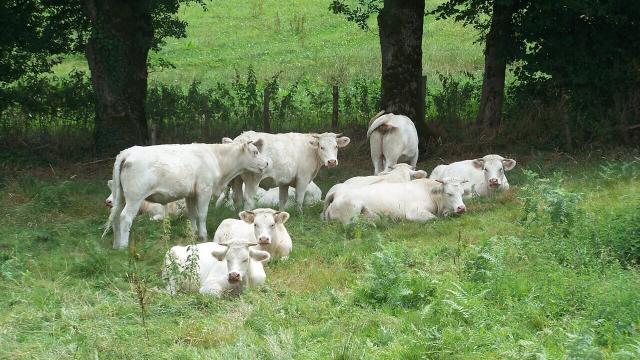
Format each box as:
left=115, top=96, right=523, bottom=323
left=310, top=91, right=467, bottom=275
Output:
left=54, top=0, right=483, bottom=87
left=1, top=148, right=639, bottom=359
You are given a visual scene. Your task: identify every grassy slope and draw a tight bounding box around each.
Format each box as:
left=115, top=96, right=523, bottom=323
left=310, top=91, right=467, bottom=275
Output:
left=1, top=151, right=639, bottom=358
left=54, top=0, right=483, bottom=86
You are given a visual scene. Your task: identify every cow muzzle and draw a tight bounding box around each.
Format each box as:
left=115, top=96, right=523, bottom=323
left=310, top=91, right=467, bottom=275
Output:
left=228, top=272, right=241, bottom=283
left=456, top=205, right=466, bottom=214
left=488, top=178, right=500, bottom=188
left=258, top=236, right=271, bottom=245
left=326, top=159, right=338, bottom=167
left=105, top=200, right=113, bottom=208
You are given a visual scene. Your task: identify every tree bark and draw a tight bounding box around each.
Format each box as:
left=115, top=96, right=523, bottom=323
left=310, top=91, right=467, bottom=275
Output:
left=377, top=0, right=426, bottom=142
left=476, top=0, right=515, bottom=128
left=83, top=0, right=153, bottom=155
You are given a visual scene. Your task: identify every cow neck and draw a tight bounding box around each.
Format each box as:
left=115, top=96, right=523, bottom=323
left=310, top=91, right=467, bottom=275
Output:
left=424, top=181, right=445, bottom=216
left=209, top=143, right=246, bottom=188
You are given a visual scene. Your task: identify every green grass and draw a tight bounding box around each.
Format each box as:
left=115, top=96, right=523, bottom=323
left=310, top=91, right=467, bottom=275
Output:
left=53, top=0, right=483, bottom=87
left=1, top=149, right=639, bottom=358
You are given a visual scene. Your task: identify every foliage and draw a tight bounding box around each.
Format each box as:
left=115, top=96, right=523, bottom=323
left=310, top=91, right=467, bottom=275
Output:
left=329, top=0, right=382, bottom=30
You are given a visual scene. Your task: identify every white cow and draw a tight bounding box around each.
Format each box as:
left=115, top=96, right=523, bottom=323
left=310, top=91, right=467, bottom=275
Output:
left=213, top=209, right=292, bottom=260
left=104, top=141, right=269, bottom=249
left=106, top=180, right=186, bottom=221
left=322, top=163, right=428, bottom=219
left=163, top=240, right=270, bottom=296
left=229, top=132, right=350, bottom=210
left=324, top=178, right=468, bottom=224
left=430, top=154, right=516, bottom=197
left=215, top=182, right=322, bottom=209
left=367, top=111, right=419, bottom=175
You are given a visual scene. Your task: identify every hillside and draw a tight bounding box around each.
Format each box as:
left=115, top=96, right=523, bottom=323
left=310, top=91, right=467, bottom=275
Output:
left=54, top=0, right=483, bottom=86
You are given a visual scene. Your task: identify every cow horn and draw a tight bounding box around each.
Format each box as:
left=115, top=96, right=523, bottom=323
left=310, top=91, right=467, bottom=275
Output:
left=434, top=179, right=446, bottom=185
left=335, top=133, right=343, bottom=137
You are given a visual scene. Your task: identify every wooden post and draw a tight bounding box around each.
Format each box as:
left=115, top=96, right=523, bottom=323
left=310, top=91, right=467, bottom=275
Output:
left=332, top=85, right=339, bottom=130
left=262, top=87, right=271, bottom=133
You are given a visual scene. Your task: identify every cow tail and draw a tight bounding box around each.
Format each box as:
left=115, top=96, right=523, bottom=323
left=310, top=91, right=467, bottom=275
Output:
left=322, top=191, right=336, bottom=220
left=102, top=153, right=126, bottom=238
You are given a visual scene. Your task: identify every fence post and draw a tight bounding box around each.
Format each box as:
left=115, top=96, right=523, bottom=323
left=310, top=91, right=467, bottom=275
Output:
left=332, top=85, right=339, bottom=130
left=262, top=87, right=271, bottom=133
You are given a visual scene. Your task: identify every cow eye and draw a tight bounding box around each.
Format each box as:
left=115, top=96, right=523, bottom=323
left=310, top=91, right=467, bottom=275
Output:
left=321, top=146, right=325, bottom=150
left=254, top=224, right=258, bottom=227
left=270, top=224, right=275, bottom=228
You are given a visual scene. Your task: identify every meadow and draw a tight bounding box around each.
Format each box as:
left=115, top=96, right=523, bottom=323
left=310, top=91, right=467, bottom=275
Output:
left=1, top=147, right=639, bottom=359
left=53, top=0, right=483, bottom=87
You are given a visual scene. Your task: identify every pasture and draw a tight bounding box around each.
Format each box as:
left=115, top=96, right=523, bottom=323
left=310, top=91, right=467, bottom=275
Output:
left=1, top=148, right=639, bottom=358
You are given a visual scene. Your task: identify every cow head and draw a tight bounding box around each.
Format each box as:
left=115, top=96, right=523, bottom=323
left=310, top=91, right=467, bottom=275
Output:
left=105, top=180, right=114, bottom=208
left=239, top=208, right=290, bottom=245
left=211, top=240, right=270, bottom=284
left=472, top=154, right=516, bottom=189
left=239, top=139, right=270, bottom=173
left=380, top=163, right=428, bottom=181
left=308, top=133, right=350, bottom=168
left=431, top=177, right=468, bottom=216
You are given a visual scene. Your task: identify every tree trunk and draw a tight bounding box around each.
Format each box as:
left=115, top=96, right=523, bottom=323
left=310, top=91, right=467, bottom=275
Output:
left=83, top=0, right=153, bottom=155
left=476, top=0, right=515, bottom=128
left=377, top=0, right=426, bottom=142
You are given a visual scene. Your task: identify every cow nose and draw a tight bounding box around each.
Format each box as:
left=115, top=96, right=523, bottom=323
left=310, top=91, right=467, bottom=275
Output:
left=105, top=200, right=113, bottom=208
left=489, top=178, right=499, bottom=184
left=327, top=159, right=337, bottom=167
left=228, top=272, right=240, bottom=282
left=456, top=205, right=466, bottom=213
left=258, top=236, right=270, bottom=244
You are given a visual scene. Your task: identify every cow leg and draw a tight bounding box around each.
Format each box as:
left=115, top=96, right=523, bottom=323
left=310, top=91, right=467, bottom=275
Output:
left=406, top=205, right=436, bottom=222
left=185, top=197, right=198, bottom=234
left=295, top=180, right=309, bottom=211
left=116, top=199, right=143, bottom=250
left=111, top=202, right=125, bottom=249
left=278, top=185, right=289, bottom=210
left=370, top=132, right=384, bottom=175
left=196, top=192, right=212, bottom=241
left=231, top=176, right=244, bottom=209
left=243, top=175, right=261, bottom=210
left=410, top=153, right=419, bottom=168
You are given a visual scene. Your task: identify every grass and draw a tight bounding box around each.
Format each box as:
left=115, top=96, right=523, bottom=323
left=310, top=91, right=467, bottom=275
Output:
left=53, top=0, right=483, bottom=87
left=1, top=148, right=639, bottom=358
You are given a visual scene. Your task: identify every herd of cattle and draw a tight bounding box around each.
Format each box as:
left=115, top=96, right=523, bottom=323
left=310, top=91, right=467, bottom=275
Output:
left=102, top=112, right=517, bottom=296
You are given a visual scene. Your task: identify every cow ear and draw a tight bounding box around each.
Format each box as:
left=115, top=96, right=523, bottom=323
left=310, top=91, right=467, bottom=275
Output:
left=211, top=245, right=229, bottom=261
left=502, top=158, right=516, bottom=171
left=472, top=159, right=484, bottom=170
left=107, top=180, right=113, bottom=190
left=249, top=248, right=271, bottom=262
left=411, top=170, right=428, bottom=179
left=252, top=138, right=264, bottom=151
left=336, top=136, right=351, bottom=148
left=274, top=211, right=290, bottom=224
left=239, top=211, right=255, bottom=224
left=222, top=137, right=234, bottom=144
left=308, top=138, right=319, bottom=147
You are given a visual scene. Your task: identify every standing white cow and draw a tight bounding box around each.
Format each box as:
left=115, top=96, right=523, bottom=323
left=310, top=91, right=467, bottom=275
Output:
left=324, top=178, right=468, bottom=224
left=104, top=141, right=269, bottom=249
left=367, top=111, right=419, bottom=175
left=163, top=240, right=270, bottom=296
left=105, top=180, right=186, bottom=221
left=322, top=163, right=428, bottom=219
left=430, top=154, right=516, bottom=197
left=215, top=182, right=322, bottom=209
left=229, top=131, right=350, bottom=210
left=213, top=209, right=292, bottom=260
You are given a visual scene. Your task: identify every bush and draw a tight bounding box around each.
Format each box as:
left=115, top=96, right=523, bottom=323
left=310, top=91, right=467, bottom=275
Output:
left=353, top=243, right=436, bottom=309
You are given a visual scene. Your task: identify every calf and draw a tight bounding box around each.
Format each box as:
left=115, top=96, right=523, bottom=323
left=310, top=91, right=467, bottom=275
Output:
left=430, top=154, right=516, bottom=197
left=163, top=240, right=270, bottom=297
left=213, top=209, right=292, bottom=260
left=215, top=182, right=322, bottom=208
left=104, top=141, right=269, bottom=249
left=322, top=163, right=427, bottom=219
left=324, top=178, right=468, bottom=224
left=367, top=111, right=419, bottom=175
left=229, top=131, right=350, bottom=211
left=106, top=180, right=185, bottom=221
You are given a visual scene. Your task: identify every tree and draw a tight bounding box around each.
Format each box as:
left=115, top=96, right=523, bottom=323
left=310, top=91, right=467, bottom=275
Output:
left=1, top=0, right=200, bottom=155
left=433, top=0, right=524, bottom=128
left=330, top=0, right=427, bottom=143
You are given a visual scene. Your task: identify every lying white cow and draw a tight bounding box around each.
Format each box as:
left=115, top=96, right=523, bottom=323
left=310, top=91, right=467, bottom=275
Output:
left=324, top=178, right=468, bottom=224
left=430, top=154, right=516, bottom=197
left=106, top=180, right=185, bottom=221
left=163, top=240, right=270, bottom=296
left=229, top=132, right=350, bottom=210
left=104, top=140, right=269, bottom=249
left=367, top=111, right=419, bottom=175
left=322, top=163, right=428, bottom=219
left=216, top=182, right=322, bottom=209
left=213, top=209, right=292, bottom=260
